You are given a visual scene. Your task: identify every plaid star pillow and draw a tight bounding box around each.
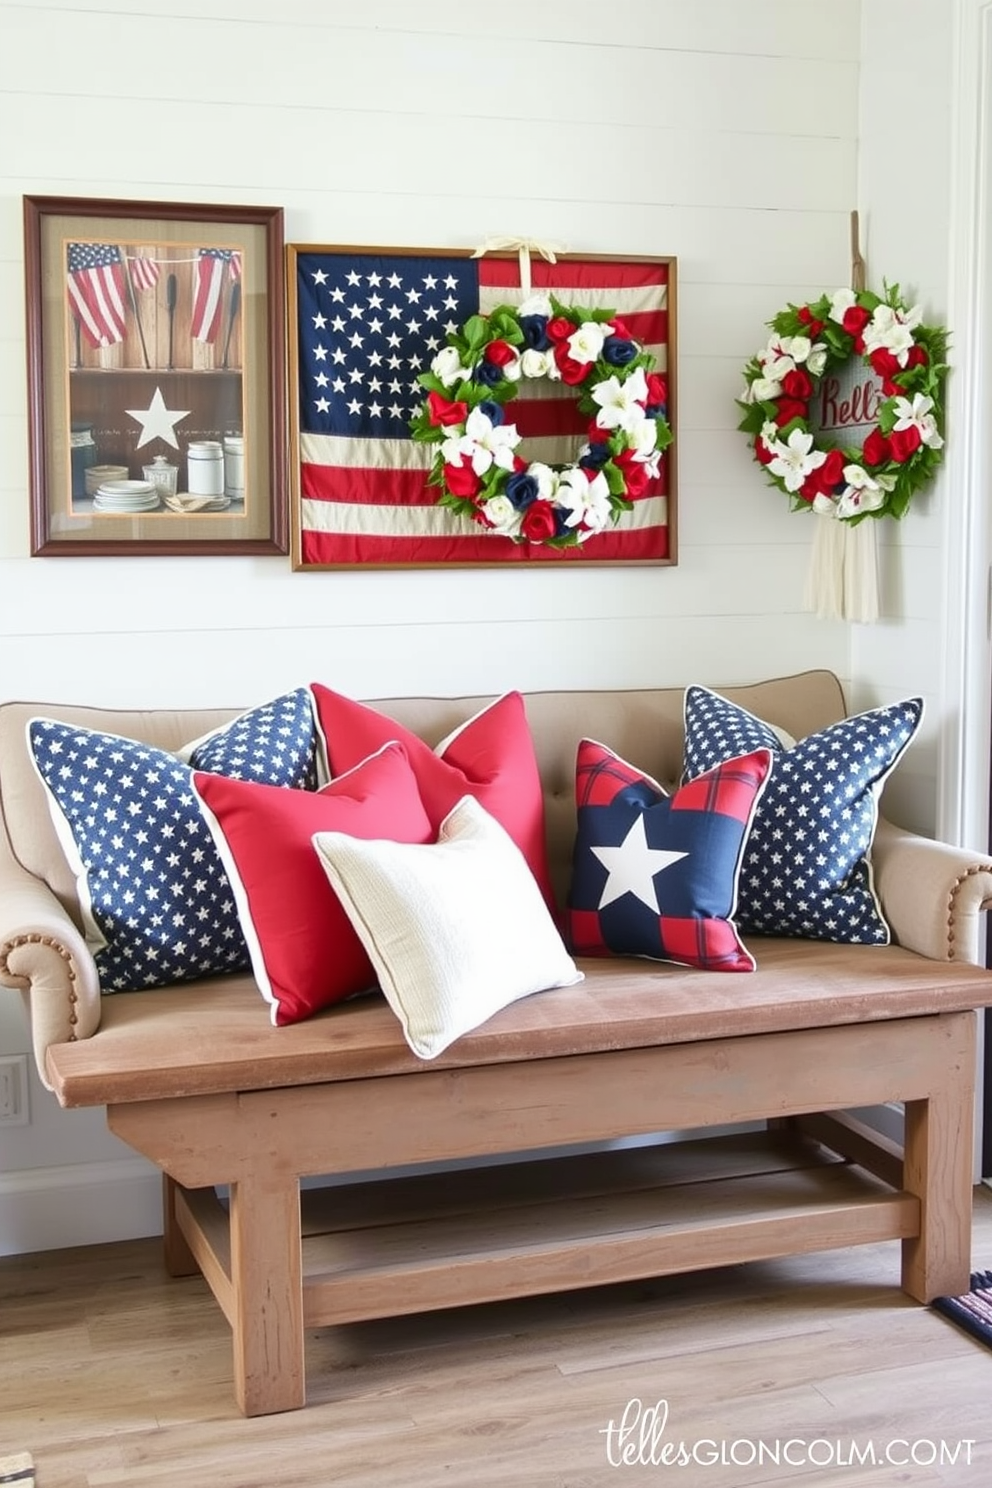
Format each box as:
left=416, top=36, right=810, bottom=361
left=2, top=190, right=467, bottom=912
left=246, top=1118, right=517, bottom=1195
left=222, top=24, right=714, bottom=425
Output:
left=681, top=687, right=923, bottom=944
left=567, top=739, right=772, bottom=972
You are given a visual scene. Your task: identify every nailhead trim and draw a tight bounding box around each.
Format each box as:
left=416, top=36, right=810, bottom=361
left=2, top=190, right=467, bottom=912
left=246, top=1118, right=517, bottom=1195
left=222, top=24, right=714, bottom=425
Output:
left=946, top=865, right=992, bottom=961
left=0, top=933, right=79, bottom=1039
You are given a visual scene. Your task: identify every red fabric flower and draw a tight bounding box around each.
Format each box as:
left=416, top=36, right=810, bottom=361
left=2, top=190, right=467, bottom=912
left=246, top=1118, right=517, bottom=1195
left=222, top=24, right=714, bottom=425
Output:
left=754, top=435, right=776, bottom=466
left=782, top=367, right=813, bottom=399
left=520, top=501, right=559, bottom=542
left=645, top=373, right=668, bottom=407
left=869, top=348, right=901, bottom=380
left=862, top=428, right=892, bottom=467
left=773, top=398, right=808, bottom=427
left=545, top=317, right=574, bottom=344
left=608, top=317, right=632, bottom=340
left=427, top=390, right=468, bottom=427
left=444, top=458, right=482, bottom=499
left=484, top=339, right=516, bottom=367
left=842, top=305, right=871, bottom=339
left=798, top=306, right=825, bottom=336
left=554, top=344, right=590, bottom=385
left=613, top=448, right=651, bottom=497
left=889, top=425, right=923, bottom=463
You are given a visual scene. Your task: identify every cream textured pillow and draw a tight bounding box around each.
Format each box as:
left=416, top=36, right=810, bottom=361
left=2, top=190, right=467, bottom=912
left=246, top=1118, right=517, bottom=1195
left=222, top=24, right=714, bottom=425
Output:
left=312, top=795, right=583, bottom=1059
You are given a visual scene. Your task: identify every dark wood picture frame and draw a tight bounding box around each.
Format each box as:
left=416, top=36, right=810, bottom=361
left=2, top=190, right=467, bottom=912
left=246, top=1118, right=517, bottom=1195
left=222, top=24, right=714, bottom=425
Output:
left=24, top=196, right=287, bottom=556
left=287, top=243, right=676, bottom=570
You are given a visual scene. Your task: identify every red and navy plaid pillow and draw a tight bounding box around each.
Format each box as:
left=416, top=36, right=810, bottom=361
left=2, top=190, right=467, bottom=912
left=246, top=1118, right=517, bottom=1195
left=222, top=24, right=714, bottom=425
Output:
left=566, top=739, right=772, bottom=973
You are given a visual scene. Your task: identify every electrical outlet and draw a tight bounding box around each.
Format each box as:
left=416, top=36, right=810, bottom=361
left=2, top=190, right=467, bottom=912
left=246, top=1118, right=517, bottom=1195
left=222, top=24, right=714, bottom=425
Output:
left=0, top=1055, right=29, bottom=1126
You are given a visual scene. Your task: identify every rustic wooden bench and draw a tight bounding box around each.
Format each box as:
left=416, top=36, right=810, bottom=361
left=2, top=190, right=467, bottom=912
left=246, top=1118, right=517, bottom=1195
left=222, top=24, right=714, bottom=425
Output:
left=43, top=940, right=990, bottom=1417
left=7, top=673, right=992, bottom=1416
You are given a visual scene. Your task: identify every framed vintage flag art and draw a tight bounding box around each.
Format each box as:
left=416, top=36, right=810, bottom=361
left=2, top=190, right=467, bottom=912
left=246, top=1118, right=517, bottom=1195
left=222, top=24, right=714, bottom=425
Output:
left=287, top=244, right=677, bottom=571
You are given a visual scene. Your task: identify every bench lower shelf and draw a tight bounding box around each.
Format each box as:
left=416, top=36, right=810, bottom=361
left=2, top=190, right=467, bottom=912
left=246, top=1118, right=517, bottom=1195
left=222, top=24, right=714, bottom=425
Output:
left=173, top=1128, right=918, bottom=1333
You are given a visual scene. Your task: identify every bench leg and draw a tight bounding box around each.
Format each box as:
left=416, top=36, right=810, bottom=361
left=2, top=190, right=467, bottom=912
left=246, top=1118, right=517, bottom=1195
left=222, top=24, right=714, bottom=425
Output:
left=229, top=1173, right=305, bottom=1416
left=162, top=1174, right=199, bottom=1277
left=901, top=1083, right=974, bottom=1303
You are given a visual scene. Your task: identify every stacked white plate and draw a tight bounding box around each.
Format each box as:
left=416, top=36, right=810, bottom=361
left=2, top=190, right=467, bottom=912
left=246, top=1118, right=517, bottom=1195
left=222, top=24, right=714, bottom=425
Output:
left=85, top=463, right=129, bottom=497
left=93, top=479, right=160, bottom=513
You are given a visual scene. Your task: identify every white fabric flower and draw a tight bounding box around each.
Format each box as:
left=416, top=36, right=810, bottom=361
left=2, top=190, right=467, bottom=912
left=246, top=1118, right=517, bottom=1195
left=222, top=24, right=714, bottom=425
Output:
left=777, top=334, right=812, bottom=364
left=628, top=419, right=658, bottom=459
left=837, top=468, right=887, bottom=519
left=524, top=462, right=558, bottom=501
left=863, top=302, right=923, bottom=367
left=591, top=367, right=649, bottom=432
left=829, top=288, right=858, bottom=324
left=520, top=348, right=556, bottom=379
left=757, top=340, right=796, bottom=383
left=567, top=321, right=608, bottom=365
left=767, top=428, right=828, bottom=493
left=481, top=494, right=523, bottom=537
left=439, top=428, right=474, bottom=466
left=500, top=354, right=523, bottom=382
left=556, top=469, right=612, bottom=532
left=516, top=291, right=553, bottom=320
left=892, top=393, right=944, bottom=449
left=751, top=376, right=784, bottom=401
left=431, top=345, right=470, bottom=389
left=806, top=342, right=828, bottom=376
left=812, top=492, right=840, bottom=517
left=463, top=407, right=520, bottom=476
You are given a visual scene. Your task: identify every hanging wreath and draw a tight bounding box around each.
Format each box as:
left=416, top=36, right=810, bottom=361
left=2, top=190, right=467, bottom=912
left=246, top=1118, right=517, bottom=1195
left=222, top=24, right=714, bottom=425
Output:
left=408, top=293, right=672, bottom=549
left=737, top=284, right=948, bottom=523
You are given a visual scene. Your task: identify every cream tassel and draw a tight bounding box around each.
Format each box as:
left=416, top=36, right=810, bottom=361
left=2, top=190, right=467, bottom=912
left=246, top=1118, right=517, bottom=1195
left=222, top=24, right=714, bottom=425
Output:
left=804, top=515, right=879, bottom=623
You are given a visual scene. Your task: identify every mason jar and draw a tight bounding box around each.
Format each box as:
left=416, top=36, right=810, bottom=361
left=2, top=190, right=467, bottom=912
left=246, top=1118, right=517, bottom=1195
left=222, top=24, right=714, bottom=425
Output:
left=187, top=440, right=224, bottom=497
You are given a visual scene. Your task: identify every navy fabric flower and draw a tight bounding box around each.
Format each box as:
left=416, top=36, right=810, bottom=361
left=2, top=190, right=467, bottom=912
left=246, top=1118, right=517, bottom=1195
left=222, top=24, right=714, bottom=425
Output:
left=473, top=360, right=504, bottom=387
left=478, top=399, right=504, bottom=426
left=603, top=335, right=637, bottom=367
left=580, top=442, right=611, bottom=471
left=506, top=472, right=539, bottom=510
left=519, top=314, right=551, bottom=350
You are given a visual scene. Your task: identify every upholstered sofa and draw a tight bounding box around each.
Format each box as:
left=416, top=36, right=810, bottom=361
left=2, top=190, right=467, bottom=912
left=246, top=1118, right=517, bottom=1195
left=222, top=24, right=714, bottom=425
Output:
left=3, top=668, right=992, bottom=1417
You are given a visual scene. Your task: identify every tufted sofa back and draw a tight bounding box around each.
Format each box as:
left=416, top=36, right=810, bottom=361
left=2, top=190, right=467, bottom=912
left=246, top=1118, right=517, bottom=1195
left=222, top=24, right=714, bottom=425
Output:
left=0, top=670, right=847, bottom=924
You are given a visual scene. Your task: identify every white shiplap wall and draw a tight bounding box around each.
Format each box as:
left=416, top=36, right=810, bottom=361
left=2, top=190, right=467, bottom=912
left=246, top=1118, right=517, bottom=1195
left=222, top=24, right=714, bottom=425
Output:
left=0, top=0, right=865, bottom=1251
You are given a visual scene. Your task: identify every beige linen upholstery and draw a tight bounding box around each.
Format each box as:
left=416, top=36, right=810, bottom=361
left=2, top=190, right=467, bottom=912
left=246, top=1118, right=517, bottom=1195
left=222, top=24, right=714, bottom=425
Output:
left=3, top=670, right=992, bottom=1088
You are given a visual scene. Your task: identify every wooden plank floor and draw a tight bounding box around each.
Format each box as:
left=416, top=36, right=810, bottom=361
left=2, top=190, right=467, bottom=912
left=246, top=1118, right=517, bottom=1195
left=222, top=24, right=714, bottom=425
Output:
left=2, top=1187, right=992, bottom=1487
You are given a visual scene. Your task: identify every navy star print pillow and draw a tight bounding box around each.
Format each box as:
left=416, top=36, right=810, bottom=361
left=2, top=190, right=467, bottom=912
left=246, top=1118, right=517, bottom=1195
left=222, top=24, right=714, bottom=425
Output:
left=567, top=738, right=772, bottom=972
left=681, top=687, right=923, bottom=944
left=29, top=687, right=319, bottom=993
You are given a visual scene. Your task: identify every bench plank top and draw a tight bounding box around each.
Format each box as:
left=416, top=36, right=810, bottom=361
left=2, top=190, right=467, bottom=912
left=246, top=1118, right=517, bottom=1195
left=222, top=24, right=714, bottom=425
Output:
left=45, top=939, right=992, bottom=1108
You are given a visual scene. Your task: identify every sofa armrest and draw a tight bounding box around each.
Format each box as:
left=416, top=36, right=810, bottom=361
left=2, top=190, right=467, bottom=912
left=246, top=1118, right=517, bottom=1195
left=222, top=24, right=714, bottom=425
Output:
left=0, top=859, right=101, bottom=1090
left=872, top=816, right=992, bottom=965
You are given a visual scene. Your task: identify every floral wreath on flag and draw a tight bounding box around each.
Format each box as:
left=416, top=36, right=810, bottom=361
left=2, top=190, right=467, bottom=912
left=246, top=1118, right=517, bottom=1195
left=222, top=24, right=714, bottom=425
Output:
left=408, top=293, right=672, bottom=549
left=737, top=284, right=948, bottom=523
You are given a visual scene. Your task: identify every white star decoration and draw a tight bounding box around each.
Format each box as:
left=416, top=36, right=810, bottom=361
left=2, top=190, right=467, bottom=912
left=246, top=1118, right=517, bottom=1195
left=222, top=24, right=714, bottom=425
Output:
left=592, top=816, right=687, bottom=912
left=125, top=386, right=191, bottom=450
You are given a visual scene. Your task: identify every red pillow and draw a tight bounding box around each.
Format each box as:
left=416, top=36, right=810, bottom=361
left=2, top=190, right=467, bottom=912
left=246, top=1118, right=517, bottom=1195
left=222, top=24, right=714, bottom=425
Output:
left=192, top=741, right=433, bottom=1025
left=310, top=686, right=554, bottom=908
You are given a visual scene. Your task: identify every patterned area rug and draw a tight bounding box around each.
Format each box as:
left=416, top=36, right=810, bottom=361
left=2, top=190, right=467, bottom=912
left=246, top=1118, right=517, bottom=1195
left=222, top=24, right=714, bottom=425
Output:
left=0, top=1455, right=34, bottom=1486
left=932, top=1269, right=992, bottom=1350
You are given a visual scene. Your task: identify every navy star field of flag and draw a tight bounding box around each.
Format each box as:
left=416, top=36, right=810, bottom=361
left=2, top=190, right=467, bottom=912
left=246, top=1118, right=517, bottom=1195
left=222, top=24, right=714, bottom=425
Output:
left=291, top=250, right=671, bottom=568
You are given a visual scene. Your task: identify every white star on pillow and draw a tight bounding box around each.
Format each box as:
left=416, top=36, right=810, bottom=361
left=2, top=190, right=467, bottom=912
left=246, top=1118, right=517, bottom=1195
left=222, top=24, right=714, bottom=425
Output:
left=591, top=816, right=687, bottom=912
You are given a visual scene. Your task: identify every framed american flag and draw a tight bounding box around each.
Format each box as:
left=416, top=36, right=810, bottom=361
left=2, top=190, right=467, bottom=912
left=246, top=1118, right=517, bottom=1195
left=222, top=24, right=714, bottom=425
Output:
left=287, top=244, right=677, bottom=570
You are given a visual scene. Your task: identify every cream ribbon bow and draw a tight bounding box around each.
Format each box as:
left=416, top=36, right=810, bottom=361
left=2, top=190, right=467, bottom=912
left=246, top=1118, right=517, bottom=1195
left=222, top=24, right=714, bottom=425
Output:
left=471, top=235, right=568, bottom=296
